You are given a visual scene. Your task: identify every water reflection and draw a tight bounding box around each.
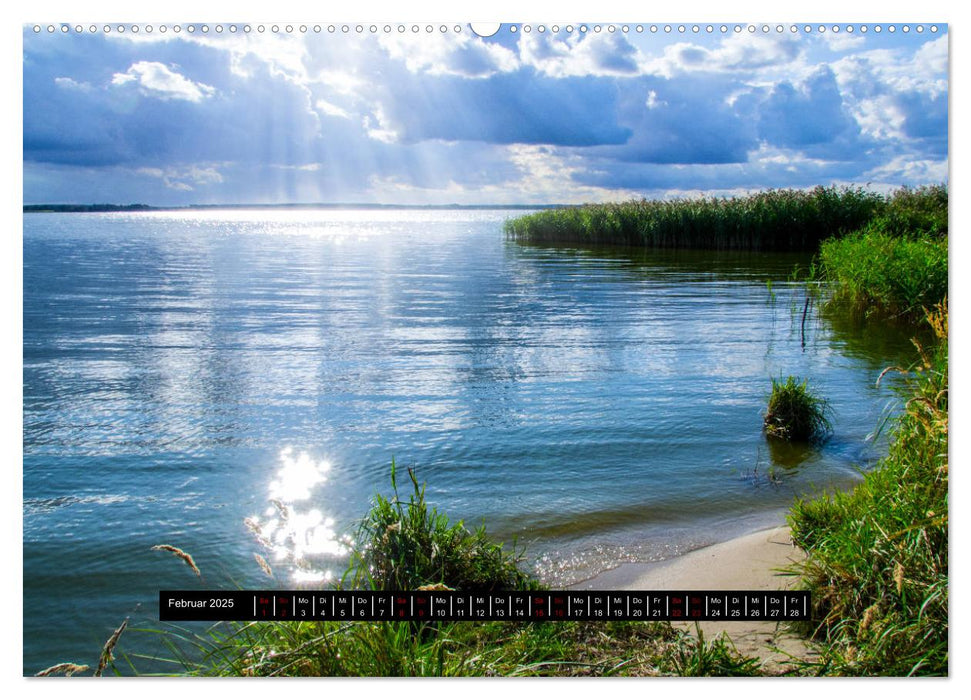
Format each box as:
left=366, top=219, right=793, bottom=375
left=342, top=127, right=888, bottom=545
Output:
left=246, top=447, right=350, bottom=585
left=765, top=436, right=818, bottom=469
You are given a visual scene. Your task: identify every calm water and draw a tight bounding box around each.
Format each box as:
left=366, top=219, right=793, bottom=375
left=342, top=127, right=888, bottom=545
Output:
left=23, top=209, right=918, bottom=673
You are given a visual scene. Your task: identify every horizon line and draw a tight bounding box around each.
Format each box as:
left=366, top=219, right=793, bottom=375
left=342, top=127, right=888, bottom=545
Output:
left=23, top=202, right=568, bottom=212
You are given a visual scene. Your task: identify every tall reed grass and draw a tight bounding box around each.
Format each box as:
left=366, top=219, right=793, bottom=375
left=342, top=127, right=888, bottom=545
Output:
left=819, top=229, right=947, bottom=319
left=504, top=186, right=885, bottom=251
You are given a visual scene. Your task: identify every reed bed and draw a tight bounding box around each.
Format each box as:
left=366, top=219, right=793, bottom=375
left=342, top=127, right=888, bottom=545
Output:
left=151, top=617, right=762, bottom=677
left=819, top=229, right=947, bottom=319
left=504, top=186, right=885, bottom=251
left=813, top=184, right=947, bottom=319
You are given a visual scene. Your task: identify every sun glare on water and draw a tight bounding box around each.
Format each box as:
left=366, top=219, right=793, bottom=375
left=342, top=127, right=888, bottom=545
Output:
left=246, top=447, right=351, bottom=585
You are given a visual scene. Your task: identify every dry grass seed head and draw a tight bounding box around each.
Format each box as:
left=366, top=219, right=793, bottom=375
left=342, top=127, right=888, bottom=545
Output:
left=254, top=553, right=273, bottom=578
left=35, top=662, right=90, bottom=677
left=95, top=618, right=129, bottom=677
left=894, top=561, right=906, bottom=595
left=152, top=544, right=202, bottom=578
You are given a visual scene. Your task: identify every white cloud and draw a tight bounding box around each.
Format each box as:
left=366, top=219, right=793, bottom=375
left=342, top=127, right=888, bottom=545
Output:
left=378, top=32, right=518, bottom=78
left=111, top=61, right=215, bottom=102
left=363, top=105, right=398, bottom=144
left=643, top=33, right=804, bottom=78
left=830, top=36, right=948, bottom=141
left=54, top=76, right=92, bottom=91
left=315, top=99, right=351, bottom=119
left=137, top=164, right=224, bottom=191
left=314, top=100, right=351, bottom=119
left=317, top=70, right=366, bottom=95
left=914, top=34, right=949, bottom=77
left=519, top=31, right=642, bottom=78
left=817, top=32, right=866, bottom=52
left=833, top=36, right=947, bottom=97
left=864, top=154, right=949, bottom=185
left=503, top=144, right=640, bottom=203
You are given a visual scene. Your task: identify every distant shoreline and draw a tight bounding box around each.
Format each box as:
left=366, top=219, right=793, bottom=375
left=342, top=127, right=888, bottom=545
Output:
left=23, top=203, right=566, bottom=213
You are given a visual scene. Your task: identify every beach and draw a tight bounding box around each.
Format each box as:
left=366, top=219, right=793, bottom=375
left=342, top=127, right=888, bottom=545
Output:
left=577, top=525, right=815, bottom=671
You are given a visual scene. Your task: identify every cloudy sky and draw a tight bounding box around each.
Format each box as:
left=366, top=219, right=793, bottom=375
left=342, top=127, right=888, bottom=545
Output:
left=22, top=22, right=948, bottom=205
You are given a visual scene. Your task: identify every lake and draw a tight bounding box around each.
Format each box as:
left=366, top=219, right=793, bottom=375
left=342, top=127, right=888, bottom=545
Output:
left=23, top=209, right=918, bottom=674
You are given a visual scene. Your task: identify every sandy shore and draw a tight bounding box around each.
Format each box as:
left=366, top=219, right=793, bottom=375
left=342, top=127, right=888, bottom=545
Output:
left=576, top=525, right=815, bottom=671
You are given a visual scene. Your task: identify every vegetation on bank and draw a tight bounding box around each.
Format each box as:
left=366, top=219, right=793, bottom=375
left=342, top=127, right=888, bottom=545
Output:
left=505, top=184, right=946, bottom=253
left=118, top=467, right=760, bottom=678
left=819, top=230, right=947, bottom=320
left=788, top=302, right=948, bottom=675
left=763, top=376, right=832, bottom=443
left=504, top=186, right=886, bottom=251
left=152, top=614, right=761, bottom=677
left=506, top=184, right=948, bottom=320
left=345, top=460, right=535, bottom=591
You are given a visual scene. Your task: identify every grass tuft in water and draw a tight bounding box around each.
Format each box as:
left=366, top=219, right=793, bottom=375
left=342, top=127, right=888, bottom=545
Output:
left=763, top=376, right=832, bottom=444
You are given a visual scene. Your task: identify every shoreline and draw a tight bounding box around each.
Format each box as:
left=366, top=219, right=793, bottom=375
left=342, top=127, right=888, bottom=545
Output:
left=576, top=524, right=804, bottom=592
left=575, top=524, right=815, bottom=671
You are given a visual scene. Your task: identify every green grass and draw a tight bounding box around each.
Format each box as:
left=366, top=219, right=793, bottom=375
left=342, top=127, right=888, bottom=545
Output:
left=869, top=184, right=948, bottom=239
left=504, top=186, right=886, bottom=251
left=139, top=617, right=764, bottom=677
left=124, top=467, right=764, bottom=678
left=344, top=460, right=534, bottom=591
left=763, top=376, right=832, bottom=444
left=787, top=302, right=948, bottom=676
left=819, top=228, right=947, bottom=320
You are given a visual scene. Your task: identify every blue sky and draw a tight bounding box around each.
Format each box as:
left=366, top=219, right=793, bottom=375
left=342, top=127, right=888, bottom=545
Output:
left=22, top=22, right=949, bottom=205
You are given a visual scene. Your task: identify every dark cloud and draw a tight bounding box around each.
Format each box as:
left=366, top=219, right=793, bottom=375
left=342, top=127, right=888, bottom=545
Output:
left=378, top=69, right=632, bottom=146
left=756, top=67, right=861, bottom=153
left=897, top=90, right=948, bottom=155
left=570, top=155, right=875, bottom=193
left=587, top=76, right=757, bottom=165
